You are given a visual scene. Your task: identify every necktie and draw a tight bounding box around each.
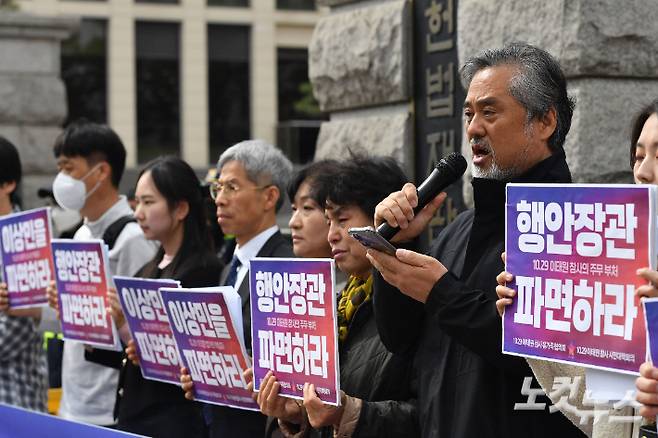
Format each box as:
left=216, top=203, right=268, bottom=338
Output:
left=224, top=254, right=242, bottom=287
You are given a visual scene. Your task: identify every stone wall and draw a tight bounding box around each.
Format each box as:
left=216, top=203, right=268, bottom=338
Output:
left=310, top=0, right=415, bottom=177
left=311, top=0, right=658, bottom=204
left=0, top=12, right=77, bottom=208
left=458, top=0, right=658, bottom=184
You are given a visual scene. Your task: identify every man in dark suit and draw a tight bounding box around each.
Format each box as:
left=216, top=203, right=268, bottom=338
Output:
left=208, top=139, right=294, bottom=437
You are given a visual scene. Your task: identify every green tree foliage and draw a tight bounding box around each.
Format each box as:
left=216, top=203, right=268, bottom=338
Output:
left=293, top=82, right=323, bottom=118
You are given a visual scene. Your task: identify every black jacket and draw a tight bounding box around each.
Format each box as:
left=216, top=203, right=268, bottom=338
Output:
left=335, top=298, right=419, bottom=438
left=116, top=248, right=223, bottom=438
left=373, top=152, right=587, bottom=438
left=272, top=287, right=419, bottom=438
left=210, top=231, right=293, bottom=438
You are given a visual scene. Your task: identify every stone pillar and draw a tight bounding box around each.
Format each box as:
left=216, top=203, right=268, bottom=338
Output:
left=310, top=0, right=415, bottom=177
left=108, top=0, right=137, bottom=168
left=181, top=0, right=209, bottom=167
left=251, top=0, right=278, bottom=148
left=0, top=12, right=77, bottom=208
left=458, top=0, right=658, bottom=184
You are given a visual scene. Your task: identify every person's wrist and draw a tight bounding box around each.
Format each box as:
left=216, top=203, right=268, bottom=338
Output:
left=332, top=391, right=347, bottom=427
left=287, top=399, right=304, bottom=424
left=432, top=260, right=448, bottom=283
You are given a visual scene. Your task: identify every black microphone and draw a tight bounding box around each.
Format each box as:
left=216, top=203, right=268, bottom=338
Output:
left=377, top=152, right=468, bottom=241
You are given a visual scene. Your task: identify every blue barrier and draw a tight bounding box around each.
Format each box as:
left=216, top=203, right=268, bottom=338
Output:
left=0, top=404, right=147, bottom=438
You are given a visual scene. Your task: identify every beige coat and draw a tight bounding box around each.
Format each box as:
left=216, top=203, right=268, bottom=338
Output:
left=527, top=358, right=641, bottom=438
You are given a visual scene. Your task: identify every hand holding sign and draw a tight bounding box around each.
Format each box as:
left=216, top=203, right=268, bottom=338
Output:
left=495, top=271, right=515, bottom=317
left=636, top=361, right=658, bottom=418
left=180, top=366, right=194, bottom=401
left=46, top=280, right=58, bottom=315
left=495, top=253, right=515, bottom=317
left=636, top=268, right=658, bottom=299
left=0, top=282, right=40, bottom=318
left=107, top=287, right=125, bottom=328
left=247, top=369, right=302, bottom=424
left=0, top=283, right=8, bottom=312
left=125, top=339, right=139, bottom=366
left=303, top=383, right=345, bottom=429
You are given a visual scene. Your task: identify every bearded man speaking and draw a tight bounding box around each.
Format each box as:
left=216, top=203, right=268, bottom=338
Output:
left=367, top=42, right=587, bottom=438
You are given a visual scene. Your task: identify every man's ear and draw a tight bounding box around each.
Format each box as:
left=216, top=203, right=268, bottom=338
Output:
left=96, top=161, right=113, bottom=184
left=263, top=185, right=280, bottom=212
left=537, top=107, right=558, bottom=143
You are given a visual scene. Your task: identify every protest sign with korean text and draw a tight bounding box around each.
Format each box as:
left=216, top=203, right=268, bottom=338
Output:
left=52, top=239, right=120, bottom=350
left=249, top=258, right=340, bottom=405
left=0, top=207, right=54, bottom=308
left=503, top=184, right=656, bottom=374
left=160, top=287, right=258, bottom=410
left=113, top=276, right=181, bottom=384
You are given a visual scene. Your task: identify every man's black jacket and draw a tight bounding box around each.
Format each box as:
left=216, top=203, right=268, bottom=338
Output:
left=268, top=291, right=419, bottom=438
left=335, top=298, right=418, bottom=438
left=373, top=151, right=587, bottom=438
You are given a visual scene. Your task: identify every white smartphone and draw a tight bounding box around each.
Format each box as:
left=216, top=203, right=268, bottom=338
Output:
left=348, top=226, right=397, bottom=256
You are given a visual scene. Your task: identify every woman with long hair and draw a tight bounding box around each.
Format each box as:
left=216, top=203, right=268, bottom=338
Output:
left=112, top=155, right=222, bottom=437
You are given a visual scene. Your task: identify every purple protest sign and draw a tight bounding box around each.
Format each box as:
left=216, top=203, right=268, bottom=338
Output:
left=644, top=298, right=658, bottom=365
left=503, top=183, right=655, bottom=374
left=0, top=403, right=147, bottom=438
left=52, top=239, right=120, bottom=350
left=113, top=276, right=181, bottom=384
left=160, top=287, right=258, bottom=410
left=0, top=207, right=54, bottom=308
left=249, top=258, right=340, bottom=405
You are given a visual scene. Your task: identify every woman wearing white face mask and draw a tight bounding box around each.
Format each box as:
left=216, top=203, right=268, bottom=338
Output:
left=108, top=155, right=222, bottom=438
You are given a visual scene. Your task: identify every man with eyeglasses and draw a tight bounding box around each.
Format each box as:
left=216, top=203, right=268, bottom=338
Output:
left=203, top=139, right=293, bottom=437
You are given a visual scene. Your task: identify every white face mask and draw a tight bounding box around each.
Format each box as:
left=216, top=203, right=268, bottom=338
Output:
left=52, top=165, right=102, bottom=211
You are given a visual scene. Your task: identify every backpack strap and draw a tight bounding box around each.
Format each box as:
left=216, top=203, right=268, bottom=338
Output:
left=102, top=215, right=137, bottom=250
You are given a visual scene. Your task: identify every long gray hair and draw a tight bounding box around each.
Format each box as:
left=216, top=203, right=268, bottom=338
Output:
left=460, top=42, right=575, bottom=152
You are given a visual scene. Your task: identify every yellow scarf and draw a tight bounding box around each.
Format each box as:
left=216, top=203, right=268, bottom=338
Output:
left=337, top=275, right=373, bottom=343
